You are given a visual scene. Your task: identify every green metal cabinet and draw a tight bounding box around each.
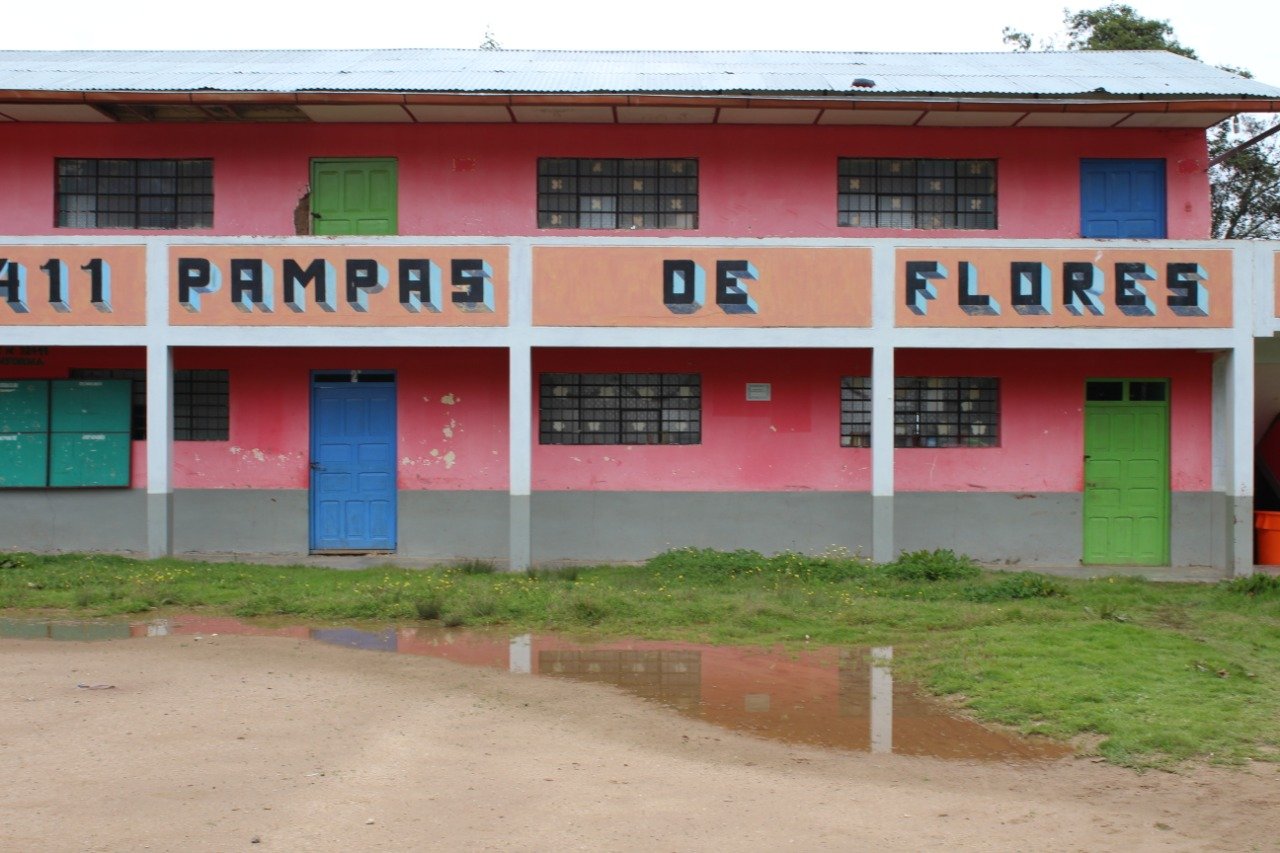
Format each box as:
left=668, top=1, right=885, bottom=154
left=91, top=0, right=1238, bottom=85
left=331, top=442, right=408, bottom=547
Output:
left=50, top=380, right=132, bottom=433
left=0, top=433, right=48, bottom=487
left=48, top=432, right=131, bottom=487
left=0, top=380, right=49, bottom=432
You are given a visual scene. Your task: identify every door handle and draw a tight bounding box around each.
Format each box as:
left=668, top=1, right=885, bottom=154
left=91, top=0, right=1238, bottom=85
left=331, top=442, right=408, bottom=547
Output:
left=310, top=462, right=322, bottom=471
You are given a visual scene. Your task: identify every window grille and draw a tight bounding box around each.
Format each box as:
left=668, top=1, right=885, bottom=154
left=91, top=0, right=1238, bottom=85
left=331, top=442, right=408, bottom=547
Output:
left=840, top=376, right=999, bottom=447
left=838, top=159, right=996, bottom=229
left=56, top=158, right=213, bottom=229
left=69, top=368, right=229, bottom=440
left=540, top=373, right=701, bottom=445
left=538, top=159, right=698, bottom=229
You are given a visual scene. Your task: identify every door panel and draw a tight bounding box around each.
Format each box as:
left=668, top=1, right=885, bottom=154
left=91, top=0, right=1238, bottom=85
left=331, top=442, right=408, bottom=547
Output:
left=311, top=158, right=398, bottom=236
left=1083, top=382, right=1169, bottom=565
left=310, top=376, right=396, bottom=552
left=1080, top=159, right=1166, bottom=239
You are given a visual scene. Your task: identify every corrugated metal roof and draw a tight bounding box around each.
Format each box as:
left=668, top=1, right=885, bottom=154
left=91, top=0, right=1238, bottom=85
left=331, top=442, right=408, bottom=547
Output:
left=0, top=48, right=1277, bottom=99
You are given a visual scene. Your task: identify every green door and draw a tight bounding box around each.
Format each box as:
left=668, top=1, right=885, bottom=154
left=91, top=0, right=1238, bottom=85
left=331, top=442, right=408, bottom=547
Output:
left=1083, top=379, right=1169, bottom=565
left=310, top=158, right=398, bottom=235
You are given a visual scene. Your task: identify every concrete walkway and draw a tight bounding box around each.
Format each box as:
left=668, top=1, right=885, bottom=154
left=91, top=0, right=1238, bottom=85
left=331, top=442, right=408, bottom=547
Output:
left=13, top=547, right=1272, bottom=581
left=163, top=551, right=1263, bottom=582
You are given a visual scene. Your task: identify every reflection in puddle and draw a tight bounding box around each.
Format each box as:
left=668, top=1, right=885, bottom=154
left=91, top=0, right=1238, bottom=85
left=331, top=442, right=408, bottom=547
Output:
left=0, top=615, right=1069, bottom=762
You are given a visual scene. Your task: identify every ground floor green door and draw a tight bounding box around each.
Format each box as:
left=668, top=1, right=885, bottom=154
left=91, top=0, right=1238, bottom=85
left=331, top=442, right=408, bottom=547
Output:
left=1083, top=379, right=1170, bottom=565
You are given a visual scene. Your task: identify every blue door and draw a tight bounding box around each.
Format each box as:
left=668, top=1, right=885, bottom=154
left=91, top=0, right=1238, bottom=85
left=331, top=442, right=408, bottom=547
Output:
left=310, top=372, right=397, bottom=552
left=1080, top=159, right=1166, bottom=238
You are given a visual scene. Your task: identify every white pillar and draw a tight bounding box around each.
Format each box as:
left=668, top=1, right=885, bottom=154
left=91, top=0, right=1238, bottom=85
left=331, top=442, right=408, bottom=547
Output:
left=509, top=345, right=532, bottom=571
left=145, top=343, right=173, bottom=557
left=1228, top=347, right=1255, bottom=575
left=871, top=345, right=895, bottom=563
left=508, top=240, right=534, bottom=571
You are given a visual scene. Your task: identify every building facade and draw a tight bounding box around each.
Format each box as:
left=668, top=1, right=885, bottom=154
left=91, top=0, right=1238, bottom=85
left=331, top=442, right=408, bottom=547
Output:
left=0, top=49, right=1278, bottom=573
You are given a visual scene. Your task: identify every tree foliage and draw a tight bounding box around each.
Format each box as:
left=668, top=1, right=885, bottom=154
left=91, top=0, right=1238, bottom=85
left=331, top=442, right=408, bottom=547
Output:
left=1004, top=4, right=1279, bottom=239
left=1064, top=4, right=1196, bottom=57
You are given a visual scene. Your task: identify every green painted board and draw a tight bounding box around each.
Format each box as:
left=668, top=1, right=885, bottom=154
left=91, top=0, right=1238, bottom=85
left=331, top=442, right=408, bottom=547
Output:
left=48, top=432, right=130, bottom=487
left=311, top=158, right=398, bottom=236
left=51, top=379, right=132, bottom=433
left=0, top=432, right=48, bottom=487
left=0, top=380, right=49, bottom=432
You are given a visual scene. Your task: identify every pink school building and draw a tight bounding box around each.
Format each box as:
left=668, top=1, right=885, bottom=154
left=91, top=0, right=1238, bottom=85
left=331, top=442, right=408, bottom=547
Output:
left=1, top=49, right=1278, bottom=573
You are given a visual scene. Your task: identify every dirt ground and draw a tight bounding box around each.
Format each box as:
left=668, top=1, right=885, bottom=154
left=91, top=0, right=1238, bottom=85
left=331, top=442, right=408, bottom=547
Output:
left=1, top=635, right=1276, bottom=852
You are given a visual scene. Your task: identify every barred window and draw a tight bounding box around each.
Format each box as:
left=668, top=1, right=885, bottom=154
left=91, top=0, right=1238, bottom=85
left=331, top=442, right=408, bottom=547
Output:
left=69, top=368, right=229, bottom=440
left=840, top=377, right=872, bottom=448
left=540, top=373, right=700, bottom=445
left=840, top=376, right=999, bottom=448
left=56, top=158, right=213, bottom=229
left=538, top=159, right=698, bottom=229
left=838, top=159, right=996, bottom=229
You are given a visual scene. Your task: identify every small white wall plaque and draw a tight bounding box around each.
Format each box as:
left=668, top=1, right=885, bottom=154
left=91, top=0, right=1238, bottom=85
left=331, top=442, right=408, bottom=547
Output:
left=746, top=382, right=771, bottom=401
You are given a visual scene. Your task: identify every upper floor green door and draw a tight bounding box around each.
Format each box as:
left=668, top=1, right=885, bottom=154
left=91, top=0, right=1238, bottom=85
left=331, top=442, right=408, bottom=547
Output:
left=1082, top=379, right=1170, bottom=565
left=310, top=158, right=398, bottom=236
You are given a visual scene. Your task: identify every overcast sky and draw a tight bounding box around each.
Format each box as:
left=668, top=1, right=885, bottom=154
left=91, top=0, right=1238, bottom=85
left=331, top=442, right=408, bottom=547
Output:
left=5, top=0, right=1279, bottom=87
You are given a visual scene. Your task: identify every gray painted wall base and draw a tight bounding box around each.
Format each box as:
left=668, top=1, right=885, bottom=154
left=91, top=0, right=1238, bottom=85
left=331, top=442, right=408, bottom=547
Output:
left=895, top=491, right=1221, bottom=569
left=0, top=490, right=146, bottom=552
left=530, top=491, right=874, bottom=564
left=172, top=489, right=509, bottom=562
left=0, top=488, right=1238, bottom=572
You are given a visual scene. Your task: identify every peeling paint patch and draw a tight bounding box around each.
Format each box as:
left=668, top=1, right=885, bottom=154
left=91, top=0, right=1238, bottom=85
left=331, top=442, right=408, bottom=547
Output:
left=443, top=426, right=454, bottom=439
left=429, top=449, right=440, bottom=458
left=228, top=446, right=242, bottom=455
left=441, top=393, right=459, bottom=405
left=443, top=450, right=457, bottom=469
left=250, top=449, right=266, bottom=462
left=422, top=396, right=431, bottom=403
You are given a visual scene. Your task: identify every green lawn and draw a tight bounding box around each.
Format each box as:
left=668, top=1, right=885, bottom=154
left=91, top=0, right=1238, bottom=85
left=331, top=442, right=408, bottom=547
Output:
left=1, top=548, right=1277, bottom=768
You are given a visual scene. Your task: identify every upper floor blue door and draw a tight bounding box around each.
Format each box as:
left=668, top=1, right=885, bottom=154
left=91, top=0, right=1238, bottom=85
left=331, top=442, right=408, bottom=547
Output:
left=1080, top=158, right=1166, bottom=238
left=310, top=372, right=397, bottom=552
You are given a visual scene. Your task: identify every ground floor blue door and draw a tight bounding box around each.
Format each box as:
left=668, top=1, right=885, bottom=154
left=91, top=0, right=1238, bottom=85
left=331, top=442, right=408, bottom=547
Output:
left=309, top=372, right=397, bottom=552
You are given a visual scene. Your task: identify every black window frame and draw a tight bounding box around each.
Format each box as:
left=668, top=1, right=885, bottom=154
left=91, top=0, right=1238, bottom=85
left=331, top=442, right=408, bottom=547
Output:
left=537, top=158, right=699, bottom=230
left=68, top=368, right=230, bottom=441
left=55, top=158, right=214, bottom=229
left=840, top=376, right=1000, bottom=448
left=837, top=158, right=997, bottom=230
left=539, top=372, right=701, bottom=445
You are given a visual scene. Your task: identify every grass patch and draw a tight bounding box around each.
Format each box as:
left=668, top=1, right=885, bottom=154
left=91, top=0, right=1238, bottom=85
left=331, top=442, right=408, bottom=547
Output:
left=1, top=549, right=1278, bottom=768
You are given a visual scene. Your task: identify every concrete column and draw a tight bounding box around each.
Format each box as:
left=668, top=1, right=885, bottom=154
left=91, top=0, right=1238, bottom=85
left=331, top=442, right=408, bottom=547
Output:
left=507, top=239, right=534, bottom=572
left=145, top=343, right=173, bottom=557
left=871, top=345, right=895, bottom=563
left=1227, top=347, right=1255, bottom=575
left=508, top=344, right=532, bottom=572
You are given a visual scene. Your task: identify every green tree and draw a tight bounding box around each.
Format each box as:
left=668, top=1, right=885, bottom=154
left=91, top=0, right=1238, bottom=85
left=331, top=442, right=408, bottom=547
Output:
left=1004, top=4, right=1278, bottom=238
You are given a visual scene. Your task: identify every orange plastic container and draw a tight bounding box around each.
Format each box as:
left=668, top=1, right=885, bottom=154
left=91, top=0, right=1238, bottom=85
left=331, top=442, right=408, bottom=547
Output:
left=1255, top=511, right=1280, bottom=565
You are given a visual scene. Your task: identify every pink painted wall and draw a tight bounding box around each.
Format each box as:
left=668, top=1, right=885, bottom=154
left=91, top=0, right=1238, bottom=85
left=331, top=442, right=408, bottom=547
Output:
left=5, top=345, right=1212, bottom=493
left=532, top=347, right=1214, bottom=493
left=0, top=123, right=1211, bottom=239
left=893, top=349, right=1214, bottom=492
left=1, top=346, right=509, bottom=490
left=533, top=348, right=872, bottom=492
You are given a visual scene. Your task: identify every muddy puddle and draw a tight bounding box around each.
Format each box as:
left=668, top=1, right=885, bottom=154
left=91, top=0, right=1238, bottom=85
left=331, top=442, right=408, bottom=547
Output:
left=1, top=615, right=1069, bottom=762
